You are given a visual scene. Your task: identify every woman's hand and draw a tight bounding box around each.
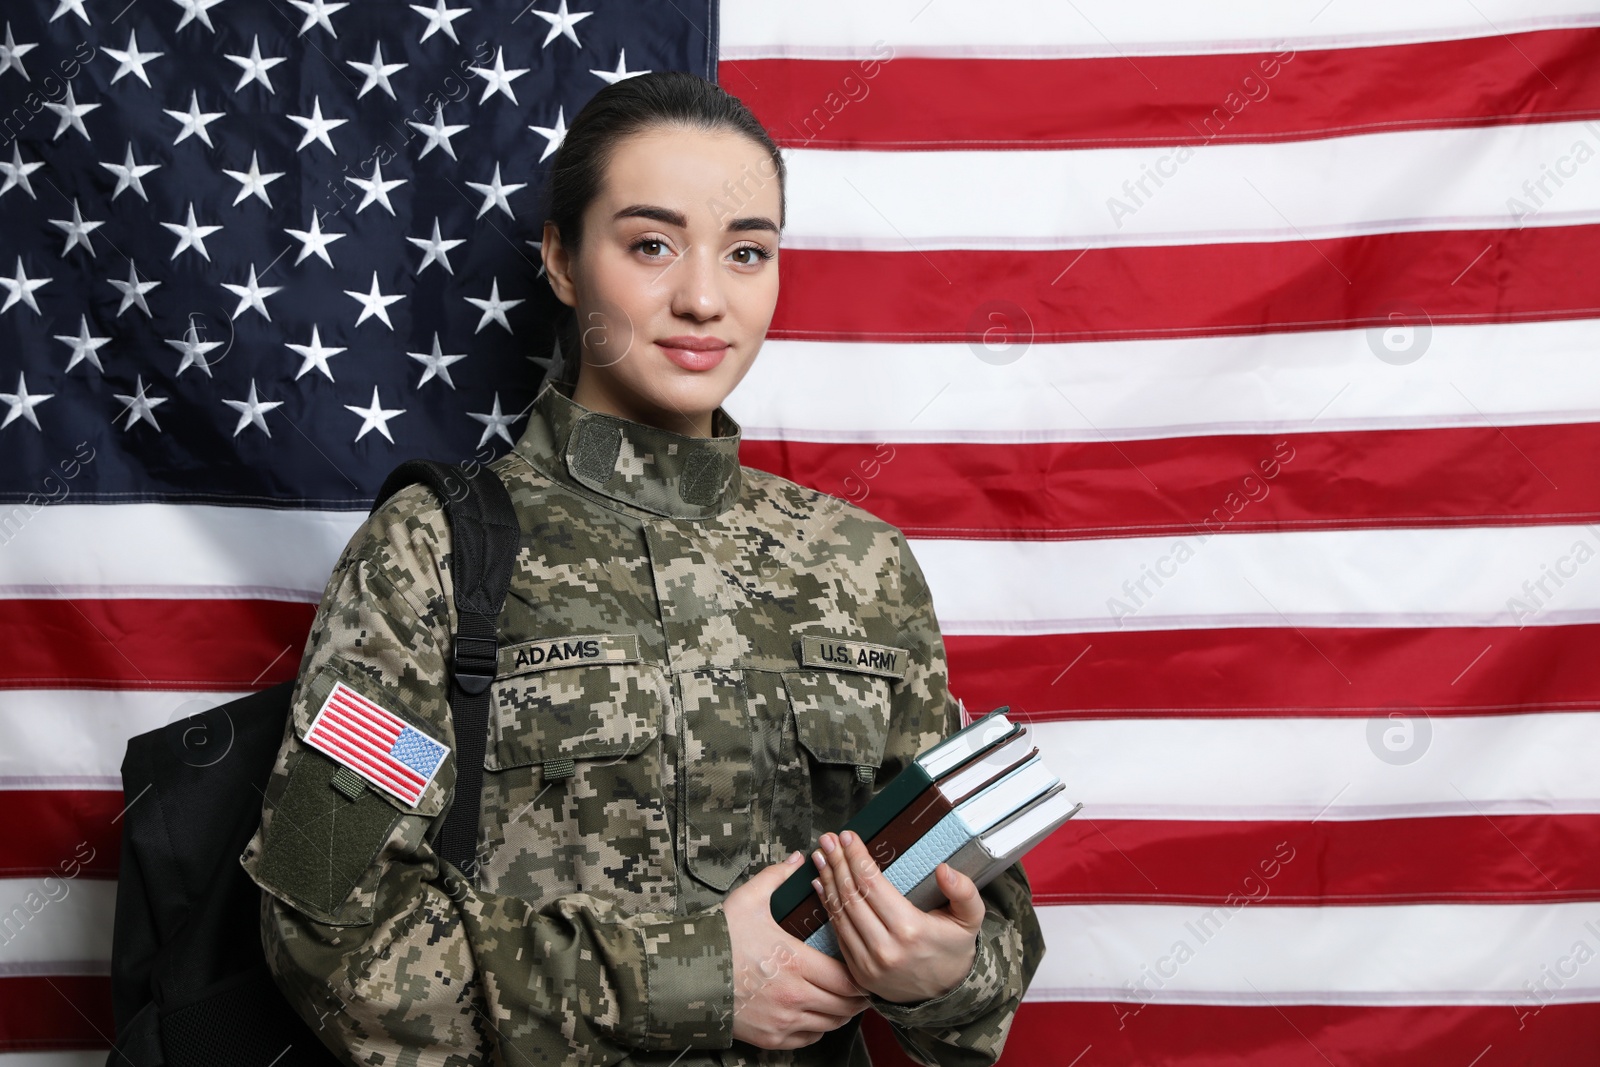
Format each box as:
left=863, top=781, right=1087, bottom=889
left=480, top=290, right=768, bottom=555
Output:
left=723, top=851, right=872, bottom=1049
left=811, top=831, right=986, bottom=1004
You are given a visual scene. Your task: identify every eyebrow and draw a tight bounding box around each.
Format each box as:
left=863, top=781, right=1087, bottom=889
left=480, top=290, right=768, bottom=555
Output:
left=612, top=203, right=779, bottom=235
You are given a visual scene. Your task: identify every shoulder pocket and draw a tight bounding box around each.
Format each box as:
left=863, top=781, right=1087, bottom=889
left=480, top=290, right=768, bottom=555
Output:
left=254, top=665, right=445, bottom=926
left=488, top=633, right=661, bottom=778
left=254, top=747, right=405, bottom=926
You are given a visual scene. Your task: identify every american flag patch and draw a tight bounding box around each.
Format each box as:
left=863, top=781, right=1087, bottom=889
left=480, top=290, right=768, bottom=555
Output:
left=304, top=681, right=448, bottom=807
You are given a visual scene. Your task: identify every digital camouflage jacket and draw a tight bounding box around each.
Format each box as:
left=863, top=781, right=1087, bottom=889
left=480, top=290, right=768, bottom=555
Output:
left=241, top=377, right=1044, bottom=1067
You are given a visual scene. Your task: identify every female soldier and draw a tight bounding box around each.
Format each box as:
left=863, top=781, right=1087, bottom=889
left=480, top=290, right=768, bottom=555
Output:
left=242, top=70, right=1043, bottom=1066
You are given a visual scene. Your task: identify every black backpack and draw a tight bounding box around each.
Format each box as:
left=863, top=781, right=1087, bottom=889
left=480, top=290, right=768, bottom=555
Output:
left=106, top=459, right=521, bottom=1067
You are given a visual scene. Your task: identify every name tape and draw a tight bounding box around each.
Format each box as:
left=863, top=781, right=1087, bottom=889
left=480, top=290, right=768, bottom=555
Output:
left=797, top=634, right=908, bottom=680
left=498, top=633, right=641, bottom=676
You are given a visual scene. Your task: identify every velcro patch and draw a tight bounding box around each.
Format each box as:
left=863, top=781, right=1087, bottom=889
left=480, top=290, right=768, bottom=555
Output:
left=304, top=681, right=447, bottom=808
left=497, top=632, right=641, bottom=676
left=797, top=634, right=909, bottom=680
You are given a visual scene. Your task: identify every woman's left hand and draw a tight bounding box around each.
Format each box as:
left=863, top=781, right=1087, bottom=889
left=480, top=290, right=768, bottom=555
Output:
left=811, top=830, right=986, bottom=1004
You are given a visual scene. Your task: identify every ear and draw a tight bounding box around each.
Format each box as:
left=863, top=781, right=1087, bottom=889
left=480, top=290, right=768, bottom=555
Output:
left=542, top=220, right=578, bottom=309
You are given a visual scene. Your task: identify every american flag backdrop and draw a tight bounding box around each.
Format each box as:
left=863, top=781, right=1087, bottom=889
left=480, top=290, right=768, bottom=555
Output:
left=3, top=0, right=1600, bottom=1064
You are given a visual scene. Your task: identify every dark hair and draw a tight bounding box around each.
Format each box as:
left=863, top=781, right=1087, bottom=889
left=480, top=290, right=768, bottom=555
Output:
left=541, top=71, right=785, bottom=385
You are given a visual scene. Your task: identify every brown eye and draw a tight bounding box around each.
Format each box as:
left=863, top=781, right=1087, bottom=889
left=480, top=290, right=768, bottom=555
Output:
left=730, top=244, right=773, bottom=265
left=631, top=238, right=667, bottom=257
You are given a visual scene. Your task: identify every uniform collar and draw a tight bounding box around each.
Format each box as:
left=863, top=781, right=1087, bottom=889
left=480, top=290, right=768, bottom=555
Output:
left=512, top=378, right=744, bottom=519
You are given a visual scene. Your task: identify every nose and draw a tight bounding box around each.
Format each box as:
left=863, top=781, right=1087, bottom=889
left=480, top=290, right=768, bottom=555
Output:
left=668, top=242, right=727, bottom=322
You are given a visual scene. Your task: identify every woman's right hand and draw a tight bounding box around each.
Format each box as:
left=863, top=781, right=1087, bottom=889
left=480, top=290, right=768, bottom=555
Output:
left=722, top=851, right=872, bottom=1049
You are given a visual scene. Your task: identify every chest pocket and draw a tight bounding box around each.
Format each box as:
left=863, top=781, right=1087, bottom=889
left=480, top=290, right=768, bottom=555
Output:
left=783, top=633, right=906, bottom=832
left=483, top=633, right=673, bottom=908
left=487, top=633, right=660, bottom=778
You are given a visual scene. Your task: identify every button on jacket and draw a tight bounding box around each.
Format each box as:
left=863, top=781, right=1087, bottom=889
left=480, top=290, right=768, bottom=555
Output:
left=241, top=377, right=1044, bottom=1067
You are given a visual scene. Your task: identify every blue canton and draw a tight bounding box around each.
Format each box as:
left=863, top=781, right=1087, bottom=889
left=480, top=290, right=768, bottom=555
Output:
left=390, top=726, right=447, bottom=777
left=0, top=0, right=718, bottom=507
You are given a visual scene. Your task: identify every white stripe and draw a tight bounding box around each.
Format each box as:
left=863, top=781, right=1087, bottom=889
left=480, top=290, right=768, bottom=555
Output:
left=1028, top=901, right=1600, bottom=1004
left=726, top=320, right=1600, bottom=443
left=0, top=879, right=114, bottom=975
left=1031, top=713, right=1600, bottom=821
left=0, top=690, right=248, bottom=790
left=7, top=512, right=1599, bottom=642
left=8, top=692, right=1595, bottom=821
left=911, top=524, right=1600, bottom=632
left=721, top=0, right=1600, bottom=58
left=7, top=889, right=1598, bottom=1008
left=0, top=501, right=360, bottom=600
left=779, top=121, right=1600, bottom=249
left=12, top=511, right=1600, bottom=635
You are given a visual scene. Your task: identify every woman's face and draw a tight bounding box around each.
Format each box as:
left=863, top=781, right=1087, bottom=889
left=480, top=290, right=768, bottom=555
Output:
left=542, top=124, right=782, bottom=437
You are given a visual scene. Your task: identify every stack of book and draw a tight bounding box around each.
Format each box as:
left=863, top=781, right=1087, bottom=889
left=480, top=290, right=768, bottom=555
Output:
left=770, top=706, right=1081, bottom=958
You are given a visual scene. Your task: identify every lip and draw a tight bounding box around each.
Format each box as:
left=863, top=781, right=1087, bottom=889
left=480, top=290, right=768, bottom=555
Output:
left=657, top=335, right=730, bottom=352
left=656, top=336, right=729, bottom=372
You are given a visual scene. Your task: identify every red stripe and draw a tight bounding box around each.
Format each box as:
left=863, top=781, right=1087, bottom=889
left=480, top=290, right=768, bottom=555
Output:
left=946, top=625, right=1600, bottom=718
left=329, top=689, right=409, bottom=740
left=307, top=725, right=424, bottom=799
left=860, top=1001, right=1600, bottom=1066
left=1024, top=815, right=1600, bottom=906
left=326, top=693, right=404, bottom=744
left=9, top=979, right=1599, bottom=1060
left=319, top=705, right=429, bottom=794
left=0, top=975, right=112, bottom=1052
left=768, top=225, right=1600, bottom=343
left=0, top=598, right=313, bottom=689
left=308, top=716, right=400, bottom=772
left=0, top=791, right=121, bottom=880
left=741, top=423, right=1600, bottom=541
left=14, top=793, right=1598, bottom=906
left=318, top=709, right=401, bottom=759
left=316, top=700, right=400, bottom=750
left=728, top=28, right=1600, bottom=149
left=9, top=607, right=1596, bottom=731
left=330, top=682, right=404, bottom=727
left=309, top=721, right=423, bottom=792
left=308, top=737, right=422, bottom=803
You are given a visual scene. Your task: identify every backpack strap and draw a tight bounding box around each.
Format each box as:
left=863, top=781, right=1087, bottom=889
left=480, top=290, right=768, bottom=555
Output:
left=373, top=460, right=519, bottom=878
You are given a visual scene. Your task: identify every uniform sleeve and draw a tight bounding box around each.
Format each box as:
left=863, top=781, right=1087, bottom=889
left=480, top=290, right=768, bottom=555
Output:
left=863, top=536, right=1046, bottom=1067
left=240, top=493, right=734, bottom=1066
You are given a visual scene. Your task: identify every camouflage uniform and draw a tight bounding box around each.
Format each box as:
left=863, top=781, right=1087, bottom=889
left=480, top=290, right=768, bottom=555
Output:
left=241, top=377, right=1044, bottom=1067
